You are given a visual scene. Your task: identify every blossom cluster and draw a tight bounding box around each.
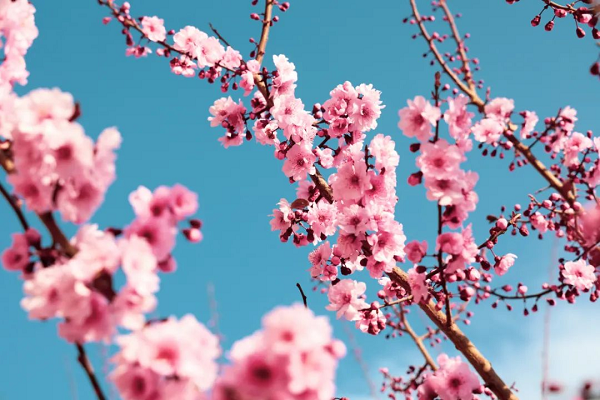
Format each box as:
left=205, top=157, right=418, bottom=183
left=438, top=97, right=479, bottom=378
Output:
left=2, top=183, right=200, bottom=343
left=111, top=314, right=220, bottom=400
left=2, top=88, right=121, bottom=223
left=213, top=304, right=346, bottom=400
left=0, top=0, right=38, bottom=90
left=419, top=355, right=481, bottom=400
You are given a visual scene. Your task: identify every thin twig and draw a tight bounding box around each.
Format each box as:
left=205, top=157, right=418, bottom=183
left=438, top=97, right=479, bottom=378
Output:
left=296, top=283, right=308, bottom=308
left=208, top=23, right=232, bottom=48
left=397, top=306, right=438, bottom=371
left=76, top=344, right=107, bottom=400
left=0, top=180, right=29, bottom=231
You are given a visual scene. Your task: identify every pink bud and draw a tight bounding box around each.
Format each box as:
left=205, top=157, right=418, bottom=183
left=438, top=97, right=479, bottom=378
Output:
left=545, top=20, right=555, bottom=31
left=531, top=15, right=541, bottom=26
left=183, top=228, right=203, bottom=243
left=496, top=217, right=509, bottom=230
left=518, top=285, right=528, bottom=295
left=554, top=9, right=567, bottom=18
left=407, top=171, right=423, bottom=186
left=576, top=27, right=586, bottom=38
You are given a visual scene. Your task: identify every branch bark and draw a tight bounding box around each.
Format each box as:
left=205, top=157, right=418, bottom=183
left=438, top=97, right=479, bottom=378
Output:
left=389, top=267, right=518, bottom=400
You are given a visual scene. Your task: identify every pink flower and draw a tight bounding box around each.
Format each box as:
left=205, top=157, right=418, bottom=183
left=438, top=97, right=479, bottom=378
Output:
left=58, top=291, right=115, bottom=343
left=21, top=264, right=75, bottom=320
left=417, top=139, right=464, bottom=179
left=271, top=54, right=298, bottom=97
left=173, top=26, right=207, bottom=56
left=367, top=220, right=406, bottom=263
left=282, top=143, right=316, bottom=181
left=168, top=184, right=199, bottom=220
left=338, top=204, right=369, bottom=235
left=520, top=110, right=538, bottom=139
left=398, top=96, right=441, bottom=142
left=125, top=216, right=177, bottom=262
left=348, top=83, right=383, bottom=132
left=444, top=94, right=473, bottom=140
left=208, top=97, right=247, bottom=136
left=2, top=232, right=30, bottom=271
left=427, top=354, right=480, bottom=400
left=112, top=315, right=220, bottom=398
left=269, top=198, right=293, bottom=233
left=407, top=267, right=428, bottom=303
left=356, top=304, right=386, bottom=335
left=484, top=97, right=514, bottom=120
left=472, top=118, right=504, bottom=145
left=214, top=304, right=344, bottom=400
left=69, top=224, right=120, bottom=282
left=196, top=36, right=225, bottom=68
left=405, top=240, right=428, bottom=264
left=563, top=131, right=593, bottom=168
left=330, top=162, right=369, bottom=201
left=369, top=133, right=399, bottom=171
left=530, top=211, right=548, bottom=233
left=121, top=236, right=159, bottom=296
left=111, top=365, right=160, bottom=400
left=494, top=253, right=517, bottom=276
left=562, top=260, right=596, bottom=291
left=326, top=279, right=368, bottom=321
left=307, top=201, right=338, bottom=238
left=141, top=16, right=166, bottom=42
left=309, top=241, right=332, bottom=267
left=220, top=46, right=242, bottom=70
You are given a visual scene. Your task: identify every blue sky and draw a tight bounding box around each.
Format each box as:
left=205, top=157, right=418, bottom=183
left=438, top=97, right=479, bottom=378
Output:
left=1, top=0, right=599, bottom=399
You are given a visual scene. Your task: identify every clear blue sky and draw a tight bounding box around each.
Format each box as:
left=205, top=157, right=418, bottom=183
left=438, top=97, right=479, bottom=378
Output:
left=1, top=1, right=599, bottom=399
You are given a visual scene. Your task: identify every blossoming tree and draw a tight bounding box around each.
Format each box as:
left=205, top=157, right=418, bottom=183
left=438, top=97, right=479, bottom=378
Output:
left=0, top=0, right=598, bottom=399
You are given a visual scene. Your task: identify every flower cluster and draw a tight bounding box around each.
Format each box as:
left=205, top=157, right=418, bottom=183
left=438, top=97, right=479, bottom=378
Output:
left=111, top=315, right=220, bottom=400
left=419, top=354, right=481, bottom=400
left=213, top=304, right=346, bottom=400
left=2, top=184, right=200, bottom=343
left=2, top=88, right=121, bottom=223
left=0, top=0, right=38, bottom=89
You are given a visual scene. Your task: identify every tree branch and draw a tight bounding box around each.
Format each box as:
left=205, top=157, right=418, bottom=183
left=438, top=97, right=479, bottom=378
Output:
left=397, top=306, right=438, bottom=371
left=76, top=344, right=107, bottom=400
left=389, top=267, right=519, bottom=400
left=1, top=150, right=103, bottom=398
left=0, top=180, right=29, bottom=231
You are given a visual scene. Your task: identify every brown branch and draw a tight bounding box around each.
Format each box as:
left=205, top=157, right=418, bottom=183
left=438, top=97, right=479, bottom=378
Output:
left=252, top=0, right=275, bottom=106
left=0, top=180, right=29, bottom=231
left=437, top=204, right=452, bottom=328
left=389, top=267, right=519, bottom=400
left=505, top=132, right=575, bottom=204
left=255, top=0, right=274, bottom=64
left=438, top=0, right=475, bottom=92
left=208, top=23, right=232, bottom=48
left=296, top=282, right=308, bottom=307
left=38, top=212, right=77, bottom=257
left=477, top=213, right=521, bottom=250
left=397, top=306, right=438, bottom=371
left=1, top=150, right=103, bottom=398
left=410, top=0, right=574, bottom=205
left=408, top=0, right=484, bottom=111
left=76, top=344, right=107, bottom=400
left=310, top=168, right=334, bottom=203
